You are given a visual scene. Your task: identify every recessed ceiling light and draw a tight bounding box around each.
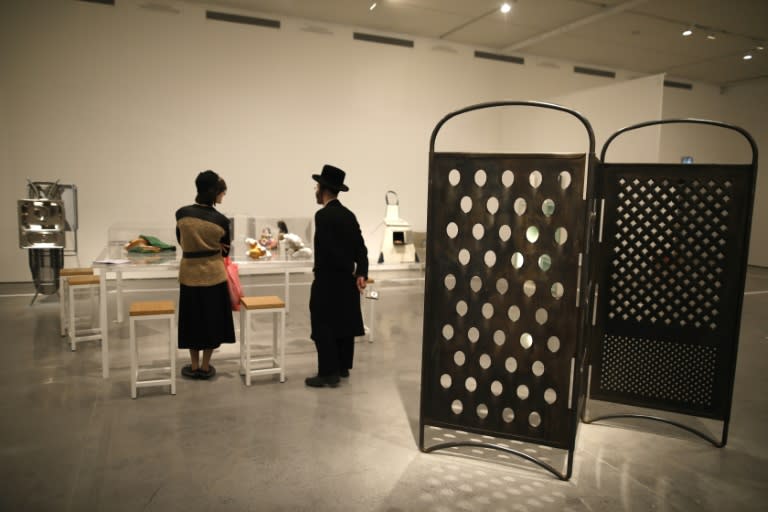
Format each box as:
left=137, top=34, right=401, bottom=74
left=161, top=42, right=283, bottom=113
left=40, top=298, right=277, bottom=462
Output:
left=501, top=3, right=512, bottom=14
left=743, top=54, right=753, bottom=60
left=369, top=2, right=377, bottom=10
left=757, top=46, right=765, bottom=51
left=682, top=28, right=693, bottom=37
left=706, top=34, right=716, bottom=40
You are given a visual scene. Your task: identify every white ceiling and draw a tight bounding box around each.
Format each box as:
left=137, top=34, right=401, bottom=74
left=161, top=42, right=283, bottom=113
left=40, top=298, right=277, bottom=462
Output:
left=176, top=0, right=768, bottom=87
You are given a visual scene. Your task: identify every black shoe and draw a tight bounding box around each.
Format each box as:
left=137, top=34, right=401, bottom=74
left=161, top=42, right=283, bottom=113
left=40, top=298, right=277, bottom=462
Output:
left=340, top=369, right=350, bottom=378
left=305, top=375, right=340, bottom=388
left=197, top=365, right=216, bottom=380
left=181, top=364, right=198, bottom=379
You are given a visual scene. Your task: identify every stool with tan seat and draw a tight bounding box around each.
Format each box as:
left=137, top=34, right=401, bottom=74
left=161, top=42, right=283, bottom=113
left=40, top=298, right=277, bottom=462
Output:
left=239, top=296, right=286, bottom=386
left=65, top=274, right=103, bottom=352
left=59, top=267, right=95, bottom=338
left=363, top=278, right=378, bottom=343
left=128, top=300, right=176, bottom=399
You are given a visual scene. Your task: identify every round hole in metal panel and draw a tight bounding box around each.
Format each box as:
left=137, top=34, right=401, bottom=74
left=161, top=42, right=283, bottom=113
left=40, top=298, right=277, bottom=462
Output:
left=551, top=282, right=564, bottom=299
left=484, top=250, right=497, bottom=267
left=547, top=336, right=560, bottom=353
left=529, top=170, right=542, bottom=188
left=529, top=411, right=542, bottom=427
left=544, top=388, right=557, bottom=404
left=481, top=303, right=494, bottom=319
left=476, top=403, right=489, bottom=419
left=517, top=385, right=530, bottom=400
left=486, top=197, right=499, bottom=214
left=442, top=324, right=454, bottom=340
left=538, top=254, right=551, bottom=271
left=479, top=353, right=492, bottom=369
left=520, top=333, right=533, bottom=349
left=456, top=300, right=468, bottom=316
left=451, top=399, right=463, bottom=414
left=535, top=308, right=548, bottom=325
left=448, top=169, right=461, bottom=186
left=523, top=280, right=536, bottom=297
left=542, top=198, right=556, bottom=216
left=502, top=407, right=515, bottom=423
left=508, top=305, right=520, bottom=322
left=460, top=196, right=473, bottom=213
left=511, top=252, right=524, bottom=269
left=514, top=198, right=527, bottom=216
left=446, top=222, right=458, bottom=239
left=554, top=227, right=568, bottom=245
left=470, top=276, right=482, bottom=293
left=558, top=171, right=572, bottom=189
left=440, top=374, right=452, bottom=389
left=468, top=327, right=480, bottom=343
left=472, top=223, right=484, bottom=240
left=454, top=351, right=466, bottom=366
left=502, top=170, right=514, bottom=187
left=499, top=225, right=512, bottom=242
left=505, top=356, right=518, bottom=373
left=491, top=380, right=503, bottom=396
left=493, top=330, right=505, bottom=345
left=465, top=377, right=478, bottom=392
left=458, top=249, right=471, bottom=265
left=532, top=360, right=545, bottom=376
left=496, top=278, right=509, bottom=294
left=444, top=274, right=456, bottom=290
left=474, top=169, right=487, bottom=187
left=526, top=226, right=540, bottom=243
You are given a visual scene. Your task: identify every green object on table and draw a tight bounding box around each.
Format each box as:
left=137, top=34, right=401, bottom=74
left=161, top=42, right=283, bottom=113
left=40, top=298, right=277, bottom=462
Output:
left=139, top=234, right=176, bottom=251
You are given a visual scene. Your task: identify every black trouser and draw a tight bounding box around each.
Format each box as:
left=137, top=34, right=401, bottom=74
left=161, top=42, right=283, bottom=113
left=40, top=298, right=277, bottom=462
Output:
left=314, top=333, right=354, bottom=377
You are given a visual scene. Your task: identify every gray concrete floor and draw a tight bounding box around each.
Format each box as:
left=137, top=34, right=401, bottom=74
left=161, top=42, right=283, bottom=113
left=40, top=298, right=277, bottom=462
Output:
left=0, top=268, right=766, bottom=511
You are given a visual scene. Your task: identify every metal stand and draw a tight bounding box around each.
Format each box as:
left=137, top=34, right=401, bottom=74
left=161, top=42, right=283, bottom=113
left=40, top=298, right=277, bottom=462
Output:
left=583, top=119, right=758, bottom=449
left=419, top=101, right=596, bottom=480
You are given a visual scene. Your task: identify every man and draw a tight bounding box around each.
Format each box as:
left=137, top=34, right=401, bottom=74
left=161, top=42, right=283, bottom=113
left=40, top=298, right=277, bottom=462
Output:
left=306, top=164, right=369, bottom=388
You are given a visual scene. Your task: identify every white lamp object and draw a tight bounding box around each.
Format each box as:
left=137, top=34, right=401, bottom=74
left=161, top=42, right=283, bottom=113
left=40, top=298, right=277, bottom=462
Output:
left=378, top=190, right=417, bottom=264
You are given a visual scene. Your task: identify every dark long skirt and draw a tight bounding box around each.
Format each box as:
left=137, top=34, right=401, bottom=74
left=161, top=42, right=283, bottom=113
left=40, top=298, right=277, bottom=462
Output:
left=178, top=281, right=235, bottom=350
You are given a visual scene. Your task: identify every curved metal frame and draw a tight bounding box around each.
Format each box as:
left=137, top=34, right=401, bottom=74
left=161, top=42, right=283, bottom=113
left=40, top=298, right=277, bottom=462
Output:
left=429, top=100, right=596, bottom=156
left=421, top=101, right=596, bottom=481
left=600, top=117, right=757, bottom=164
left=585, top=118, right=759, bottom=448
left=423, top=441, right=571, bottom=481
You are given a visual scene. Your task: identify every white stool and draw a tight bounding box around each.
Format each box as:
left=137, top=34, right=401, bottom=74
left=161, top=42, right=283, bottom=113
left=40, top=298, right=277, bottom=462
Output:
left=129, top=300, right=176, bottom=399
left=364, top=278, right=378, bottom=343
left=66, top=274, right=102, bottom=352
left=59, top=268, right=94, bottom=337
left=239, top=296, right=286, bottom=386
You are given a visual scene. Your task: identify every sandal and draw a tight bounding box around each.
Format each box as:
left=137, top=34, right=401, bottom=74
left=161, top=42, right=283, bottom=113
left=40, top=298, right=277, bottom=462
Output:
left=181, top=364, right=199, bottom=379
left=197, top=365, right=216, bottom=380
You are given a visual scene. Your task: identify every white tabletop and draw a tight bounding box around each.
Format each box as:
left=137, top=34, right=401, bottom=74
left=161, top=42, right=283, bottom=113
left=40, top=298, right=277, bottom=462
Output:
left=93, top=243, right=314, bottom=274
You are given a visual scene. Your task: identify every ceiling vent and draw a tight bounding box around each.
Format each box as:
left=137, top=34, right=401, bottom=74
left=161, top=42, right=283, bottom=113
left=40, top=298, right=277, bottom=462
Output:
left=474, top=51, right=524, bottom=65
left=664, top=80, right=694, bottom=90
left=573, top=66, right=615, bottom=78
left=353, top=32, right=414, bottom=48
left=206, top=11, right=280, bottom=29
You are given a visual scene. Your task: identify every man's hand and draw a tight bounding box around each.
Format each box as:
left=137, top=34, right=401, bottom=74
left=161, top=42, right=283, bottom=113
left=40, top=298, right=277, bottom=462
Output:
left=356, top=276, right=367, bottom=293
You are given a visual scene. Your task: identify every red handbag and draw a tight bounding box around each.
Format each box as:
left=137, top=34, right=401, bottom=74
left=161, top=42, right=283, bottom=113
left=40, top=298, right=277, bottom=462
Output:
left=224, top=256, right=243, bottom=311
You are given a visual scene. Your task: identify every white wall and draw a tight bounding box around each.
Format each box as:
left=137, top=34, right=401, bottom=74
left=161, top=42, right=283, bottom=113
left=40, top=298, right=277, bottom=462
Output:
left=660, top=81, right=768, bottom=265
left=1, top=0, right=765, bottom=282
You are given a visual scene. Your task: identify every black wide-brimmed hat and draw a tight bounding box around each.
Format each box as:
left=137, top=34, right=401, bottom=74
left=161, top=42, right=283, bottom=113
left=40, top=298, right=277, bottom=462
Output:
left=312, top=164, right=349, bottom=192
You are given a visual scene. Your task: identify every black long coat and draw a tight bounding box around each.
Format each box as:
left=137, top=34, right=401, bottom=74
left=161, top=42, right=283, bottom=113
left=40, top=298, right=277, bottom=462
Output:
left=309, top=199, right=369, bottom=340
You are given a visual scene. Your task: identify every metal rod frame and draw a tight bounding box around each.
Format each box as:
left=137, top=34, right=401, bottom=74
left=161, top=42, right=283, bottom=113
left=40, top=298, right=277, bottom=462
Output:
left=584, top=118, right=759, bottom=448
left=420, top=101, right=596, bottom=481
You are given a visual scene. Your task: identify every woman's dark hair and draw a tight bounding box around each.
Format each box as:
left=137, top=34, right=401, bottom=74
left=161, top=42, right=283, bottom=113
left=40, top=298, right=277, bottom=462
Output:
left=195, top=170, right=227, bottom=205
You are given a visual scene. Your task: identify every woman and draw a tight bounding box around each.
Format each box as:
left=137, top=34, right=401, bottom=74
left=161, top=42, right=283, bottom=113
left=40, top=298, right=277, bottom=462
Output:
left=175, top=170, right=235, bottom=379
